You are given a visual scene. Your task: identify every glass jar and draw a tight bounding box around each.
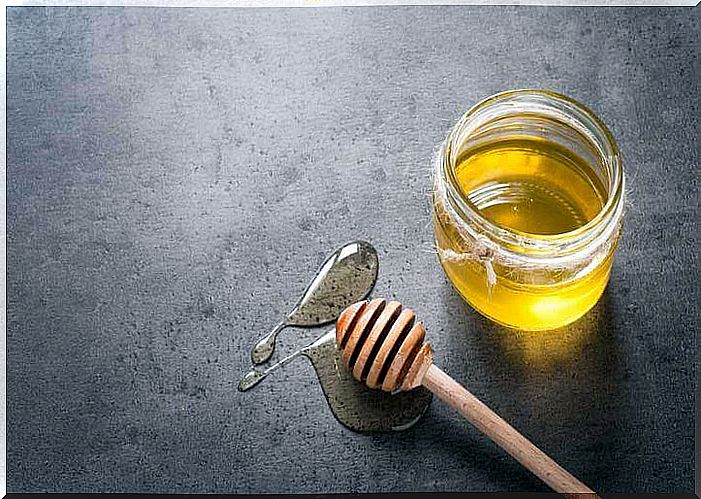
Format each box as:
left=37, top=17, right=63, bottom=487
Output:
left=433, top=89, right=625, bottom=331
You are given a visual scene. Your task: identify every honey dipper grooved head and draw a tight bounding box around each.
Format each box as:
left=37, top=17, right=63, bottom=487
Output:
left=335, top=298, right=433, bottom=392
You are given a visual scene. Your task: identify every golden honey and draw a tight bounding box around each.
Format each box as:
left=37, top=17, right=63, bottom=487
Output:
left=433, top=90, right=624, bottom=331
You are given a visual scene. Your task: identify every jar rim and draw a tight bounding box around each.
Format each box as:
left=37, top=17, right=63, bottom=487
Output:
left=441, top=89, right=625, bottom=257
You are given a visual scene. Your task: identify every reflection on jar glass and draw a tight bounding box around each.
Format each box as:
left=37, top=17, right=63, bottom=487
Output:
left=433, top=90, right=625, bottom=331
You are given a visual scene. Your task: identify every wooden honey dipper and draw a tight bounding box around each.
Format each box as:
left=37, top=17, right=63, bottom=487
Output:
left=336, top=298, right=599, bottom=497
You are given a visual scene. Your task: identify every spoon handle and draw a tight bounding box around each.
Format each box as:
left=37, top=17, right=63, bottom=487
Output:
left=251, top=320, right=287, bottom=365
left=240, top=330, right=337, bottom=392
left=422, top=364, right=598, bottom=497
left=239, top=347, right=307, bottom=392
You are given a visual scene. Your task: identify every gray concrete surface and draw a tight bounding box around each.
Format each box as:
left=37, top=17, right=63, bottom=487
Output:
left=6, top=6, right=699, bottom=493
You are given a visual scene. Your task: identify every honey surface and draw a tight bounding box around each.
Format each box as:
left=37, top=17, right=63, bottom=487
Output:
left=455, top=137, right=605, bottom=235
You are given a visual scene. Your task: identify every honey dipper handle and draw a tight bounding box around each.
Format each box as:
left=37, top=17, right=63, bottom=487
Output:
left=422, top=364, right=598, bottom=496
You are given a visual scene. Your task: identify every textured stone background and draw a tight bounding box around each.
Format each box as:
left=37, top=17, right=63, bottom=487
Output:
left=6, top=6, right=699, bottom=493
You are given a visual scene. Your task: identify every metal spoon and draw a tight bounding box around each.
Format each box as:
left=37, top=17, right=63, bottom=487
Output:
left=239, top=328, right=433, bottom=433
left=250, top=240, right=378, bottom=365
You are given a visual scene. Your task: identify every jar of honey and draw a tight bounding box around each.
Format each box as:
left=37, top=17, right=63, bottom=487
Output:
left=433, top=90, right=625, bottom=331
